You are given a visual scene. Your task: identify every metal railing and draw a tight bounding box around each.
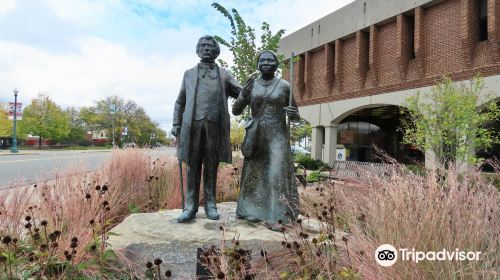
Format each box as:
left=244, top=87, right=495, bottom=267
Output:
left=328, top=160, right=393, bottom=180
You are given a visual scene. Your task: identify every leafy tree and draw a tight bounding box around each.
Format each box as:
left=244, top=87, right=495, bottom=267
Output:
left=401, top=76, right=500, bottom=167
left=212, top=2, right=286, bottom=120
left=212, top=2, right=285, bottom=84
left=65, top=107, right=86, bottom=145
left=290, top=118, right=312, bottom=147
left=230, top=117, right=245, bottom=150
left=0, top=105, right=12, bottom=137
left=79, top=106, right=100, bottom=146
left=19, top=94, right=70, bottom=149
left=84, top=96, right=167, bottom=147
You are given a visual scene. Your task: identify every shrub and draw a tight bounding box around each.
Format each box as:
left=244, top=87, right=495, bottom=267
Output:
left=295, top=154, right=328, bottom=170
left=306, top=170, right=321, bottom=183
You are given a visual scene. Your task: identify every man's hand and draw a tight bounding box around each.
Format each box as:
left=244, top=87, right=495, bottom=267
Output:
left=171, top=126, right=181, bottom=137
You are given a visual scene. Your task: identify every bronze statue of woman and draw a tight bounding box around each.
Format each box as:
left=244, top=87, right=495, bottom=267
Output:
left=232, top=50, right=300, bottom=229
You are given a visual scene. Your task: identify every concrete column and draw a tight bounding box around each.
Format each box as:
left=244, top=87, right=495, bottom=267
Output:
left=311, top=126, right=324, bottom=161
left=324, top=125, right=338, bottom=166
left=425, top=149, right=436, bottom=170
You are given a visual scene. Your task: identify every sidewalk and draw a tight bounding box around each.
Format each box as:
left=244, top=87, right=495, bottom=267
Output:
left=0, top=149, right=40, bottom=156
left=0, top=149, right=112, bottom=156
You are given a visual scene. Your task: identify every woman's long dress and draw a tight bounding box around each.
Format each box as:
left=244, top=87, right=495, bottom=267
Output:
left=232, top=77, right=299, bottom=224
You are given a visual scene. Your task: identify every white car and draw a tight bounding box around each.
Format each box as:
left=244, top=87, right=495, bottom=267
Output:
left=291, top=145, right=311, bottom=155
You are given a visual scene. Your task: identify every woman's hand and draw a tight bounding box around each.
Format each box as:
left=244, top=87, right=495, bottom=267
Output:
left=284, top=106, right=299, bottom=119
left=241, top=73, right=257, bottom=98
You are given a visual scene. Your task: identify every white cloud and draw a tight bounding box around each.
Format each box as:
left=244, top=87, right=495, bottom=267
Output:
left=0, top=0, right=15, bottom=16
left=0, top=0, right=355, bottom=132
left=0, top=34, right=199, bottom=131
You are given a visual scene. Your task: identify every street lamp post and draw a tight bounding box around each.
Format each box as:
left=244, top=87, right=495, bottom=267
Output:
left=10, top=88, right=19, bottom=153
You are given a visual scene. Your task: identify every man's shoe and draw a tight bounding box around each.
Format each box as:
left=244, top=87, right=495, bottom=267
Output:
left=177, top=210, right=196, bottom=223
left=205, top=207, right=220, bottom=220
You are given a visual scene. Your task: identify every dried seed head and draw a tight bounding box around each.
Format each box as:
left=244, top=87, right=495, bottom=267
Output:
left=217, top=272, right=225, bottom=279
left=165, top=270, right=172, bottom=278
left=2, top=236, right=12, bottom=244
left=154, top=258, right=162, bottom=266
left=146, top=261, right=153, bottom=269
left=41, top=220, right=48, bottom=227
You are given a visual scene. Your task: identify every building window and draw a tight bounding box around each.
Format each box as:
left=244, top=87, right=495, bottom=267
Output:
left=362, top=30, right=369, bottom=69
left=408, top=15, right=416, bottom=59
left=478, top=0, right=488, bottom=41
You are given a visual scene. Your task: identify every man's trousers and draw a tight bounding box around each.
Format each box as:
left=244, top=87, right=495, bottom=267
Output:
left=185, top=118, right=220, bottom=213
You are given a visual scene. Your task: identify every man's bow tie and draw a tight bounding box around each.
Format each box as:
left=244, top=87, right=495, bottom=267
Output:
left=199, top=63, right=217, bottom=79
left=199, top=63, right=216, bottom=71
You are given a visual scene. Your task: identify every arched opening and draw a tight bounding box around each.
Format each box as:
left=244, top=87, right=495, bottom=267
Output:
left=336, top=105, right=424, bottom=163
left=476, top=100, right=500, bottom=172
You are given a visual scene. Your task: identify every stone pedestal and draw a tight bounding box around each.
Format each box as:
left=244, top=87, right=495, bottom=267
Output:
left=109, top=202, right=319, bottom=279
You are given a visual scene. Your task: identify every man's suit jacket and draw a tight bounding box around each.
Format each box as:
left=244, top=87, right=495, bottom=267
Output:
left=173, top=64, right=241, bottom=164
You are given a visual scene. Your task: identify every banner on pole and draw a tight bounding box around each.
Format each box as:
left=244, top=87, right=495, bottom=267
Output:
left=8, top=102, right=22, bottom=120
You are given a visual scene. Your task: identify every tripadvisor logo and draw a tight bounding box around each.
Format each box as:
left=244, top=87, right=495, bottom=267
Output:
left=375, top=244, right=397, bottom=267
left=375, top=244, right=482, bottom=267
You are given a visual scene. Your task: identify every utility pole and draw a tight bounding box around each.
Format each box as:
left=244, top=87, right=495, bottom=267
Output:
left=110, top=104, right=116, bottom=148
left=10, top=88, right=19, bottom=153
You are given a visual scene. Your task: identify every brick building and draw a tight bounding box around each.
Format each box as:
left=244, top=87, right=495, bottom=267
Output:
left=278, top=0, right=500, bottom=166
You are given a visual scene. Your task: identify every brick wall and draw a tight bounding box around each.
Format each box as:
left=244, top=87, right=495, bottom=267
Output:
left=283, top=0, right=500, bottom=107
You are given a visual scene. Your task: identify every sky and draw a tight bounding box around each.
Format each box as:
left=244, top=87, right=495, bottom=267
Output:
left=0, top=0, right=355, bottom=133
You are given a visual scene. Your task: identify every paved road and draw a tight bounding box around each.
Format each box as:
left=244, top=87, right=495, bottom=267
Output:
left=0, top=148, right=176, bottom=189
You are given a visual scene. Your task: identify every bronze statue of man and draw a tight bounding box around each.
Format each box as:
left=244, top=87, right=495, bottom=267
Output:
left=172, top=35, right=242, bottom=223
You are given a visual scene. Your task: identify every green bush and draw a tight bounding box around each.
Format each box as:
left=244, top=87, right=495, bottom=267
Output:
left=306, top=170, right=321, bottom=183
left=295, top=154, right=328, bottom=170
